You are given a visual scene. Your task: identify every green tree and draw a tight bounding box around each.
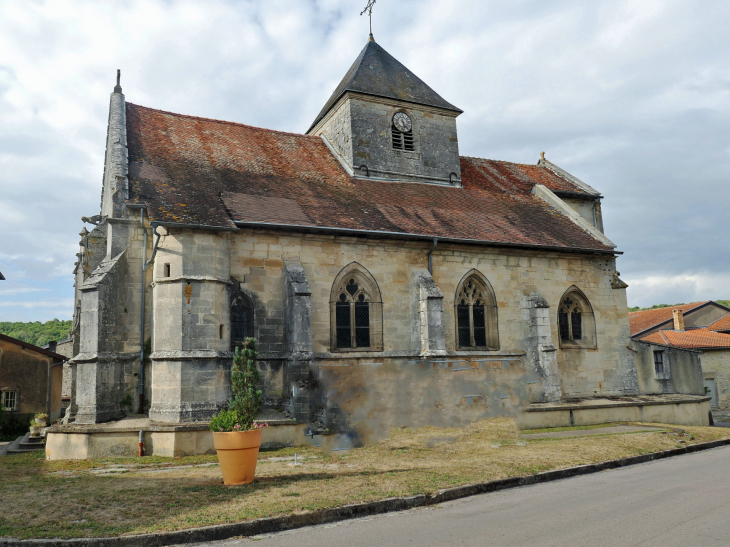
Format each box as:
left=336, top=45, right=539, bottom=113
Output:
left=0, top=319, right=72, bottom=347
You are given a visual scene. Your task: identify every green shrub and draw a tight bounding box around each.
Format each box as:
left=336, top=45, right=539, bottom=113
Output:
left=209, top=338, right=262, bottom=432
left=0, top=408, right=31, bottom=442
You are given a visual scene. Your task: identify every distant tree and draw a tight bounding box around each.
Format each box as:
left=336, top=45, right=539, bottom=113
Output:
left=629, top=300, right=730, bottom=313
left=0, top=319, right=72, bottom=347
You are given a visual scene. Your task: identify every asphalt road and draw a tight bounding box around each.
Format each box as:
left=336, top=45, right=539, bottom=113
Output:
left=188, top=446, right=730, bottom=547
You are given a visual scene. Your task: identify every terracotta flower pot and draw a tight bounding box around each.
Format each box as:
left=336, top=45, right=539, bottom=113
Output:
left=213, top=429, right=263, bottom=485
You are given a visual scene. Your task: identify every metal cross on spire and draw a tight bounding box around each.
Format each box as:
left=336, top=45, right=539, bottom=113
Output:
left=360, top=0, right=376, bottom=40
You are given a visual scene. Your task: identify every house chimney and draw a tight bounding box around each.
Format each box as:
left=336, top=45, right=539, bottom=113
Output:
left=673, top=309, right=685, bottom=331
left=48, top=341, right=57, bottom=352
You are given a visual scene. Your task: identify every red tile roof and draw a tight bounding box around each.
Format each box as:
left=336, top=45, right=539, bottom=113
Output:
left=126, top=104, right=612, bottom=252
left=642, top=328, right=730, bottom=349
left=628, top=302, right=709, bottom=336
left=709, top=315, right=730, bottom=332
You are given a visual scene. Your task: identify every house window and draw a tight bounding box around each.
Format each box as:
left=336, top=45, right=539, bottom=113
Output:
left=330, top=263, right=383, bottom=351
left=230, top=292, right=254, bottom=349
left=2, top=390, right=17, bottom=411
left=653, top=351, right=664, bottom=374
left=455, top=271, right=499, bottom=350
left=557, top=287, right=597, bottom=349
left=392, top=112, right=415, bottom=151
left=164, top=264, right=171, bottom=277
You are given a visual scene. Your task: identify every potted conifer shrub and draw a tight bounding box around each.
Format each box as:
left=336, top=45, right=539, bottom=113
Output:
left=210, top=338, right=265, bottom=485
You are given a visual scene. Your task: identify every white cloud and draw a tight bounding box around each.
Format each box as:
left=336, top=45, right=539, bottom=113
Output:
left=0, top=0, right=728, bottom=319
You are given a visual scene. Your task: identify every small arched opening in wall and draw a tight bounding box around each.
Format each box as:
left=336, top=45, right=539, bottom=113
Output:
left=391, top=111, right=415, bottom=152
left=557, top=286, right=597, bottom=349
left=230, top=289, right=255, bottom=350
left=329, top=262, right=383, bottom=351
left=454, top=269, right=499, bottom=350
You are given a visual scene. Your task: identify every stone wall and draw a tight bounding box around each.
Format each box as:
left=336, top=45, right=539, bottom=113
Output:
left=225, top=229, right=637, bottom=415
left=314, top=93, right=461, bottom=185
left=698, top=349, right=730, bottom=410
left=632, top=340, right=704, bottom=396
left=148, top=229, right=233, bottom=422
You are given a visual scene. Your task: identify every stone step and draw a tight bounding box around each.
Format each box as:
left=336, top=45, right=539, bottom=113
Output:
left=24, top=436, right=45, bottom=444
left=19, top=441, right=45, bottom=450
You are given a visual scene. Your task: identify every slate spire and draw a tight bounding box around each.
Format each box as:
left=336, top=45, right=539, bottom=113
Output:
left=308, top=40, right=462, bottom=133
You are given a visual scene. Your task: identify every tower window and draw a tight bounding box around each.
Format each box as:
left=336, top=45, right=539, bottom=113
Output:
left=392, top=112, right=415, bottom=151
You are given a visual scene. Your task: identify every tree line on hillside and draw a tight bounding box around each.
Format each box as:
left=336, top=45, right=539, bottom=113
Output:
left=629, top=300, right=730, bottom=312
left=0, top=319, right=72, bottom=347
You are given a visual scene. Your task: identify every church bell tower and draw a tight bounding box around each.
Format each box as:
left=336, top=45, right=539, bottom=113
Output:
left=307, top=38, right=463, bottom=186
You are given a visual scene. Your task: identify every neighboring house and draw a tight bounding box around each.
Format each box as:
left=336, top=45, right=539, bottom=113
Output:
left=631, top=305, right=730, bottom=419
left=62, top=37, right=703, bottom=442
left=0, top=334, right=66, bottom=421
left=629, top=301, right=730, bottom=339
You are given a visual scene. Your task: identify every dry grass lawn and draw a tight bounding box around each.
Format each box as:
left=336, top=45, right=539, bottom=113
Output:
left=1, top=418, right=729, bottom=539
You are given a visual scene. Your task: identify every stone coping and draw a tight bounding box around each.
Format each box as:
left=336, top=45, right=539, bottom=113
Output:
left=48, top=414, right=298, bottom=434
left=524, top=394, right=710, bottom=413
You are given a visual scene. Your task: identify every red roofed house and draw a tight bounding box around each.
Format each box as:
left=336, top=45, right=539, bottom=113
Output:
left=631, top=304, right=730, bottom=419
left=51, top=38, right=711, bottom=458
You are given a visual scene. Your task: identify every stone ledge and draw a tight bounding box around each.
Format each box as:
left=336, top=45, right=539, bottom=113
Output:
left=524, top=394, right=710, bottom=412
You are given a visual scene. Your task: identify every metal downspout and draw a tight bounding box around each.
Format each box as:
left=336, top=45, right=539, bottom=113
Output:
left=138, top=211, right=162, bottom=415
left=139, top=209, right=147, bottom=414
left=427, top=237, right=439, bottom=275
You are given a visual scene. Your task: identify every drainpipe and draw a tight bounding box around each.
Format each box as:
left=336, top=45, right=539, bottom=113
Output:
left=46, top=360, right=66, bottom=423
left=138, top=210, right=162, bottom=414
left=427, top=237, right=439, bottom=275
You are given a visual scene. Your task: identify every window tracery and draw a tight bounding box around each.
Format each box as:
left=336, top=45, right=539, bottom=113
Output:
left=330, top=264, right=383, bottom=351
left=557, top=287, right=596, bottom=349
left=454, top=271, right=499, bottom=350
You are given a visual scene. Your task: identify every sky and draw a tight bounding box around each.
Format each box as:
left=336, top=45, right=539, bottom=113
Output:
left=0, top=0, right=729, bottom=322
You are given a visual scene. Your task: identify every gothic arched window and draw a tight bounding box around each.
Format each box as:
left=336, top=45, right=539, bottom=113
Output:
left=558, top=287, right=596, bottom=349
left=330, top=263, right=383, bottom=351
left=454, top=271, right=499, bottom=350
left=230, top=292, right=254, bottom=350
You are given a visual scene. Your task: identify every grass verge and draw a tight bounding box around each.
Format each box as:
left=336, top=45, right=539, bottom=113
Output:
left=1, top=418, right=728, bottom=540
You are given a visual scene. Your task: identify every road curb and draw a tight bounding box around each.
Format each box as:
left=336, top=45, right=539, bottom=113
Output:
left=3, top=437, right=730, bottom=546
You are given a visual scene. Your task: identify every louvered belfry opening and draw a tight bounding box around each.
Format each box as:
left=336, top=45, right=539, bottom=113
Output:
left=454, top=272, right=499, bottom=350
left=331, top=265, right=383, bottom=351
left=392, top=122, right=415, bottom=151
left=557, top=287, right=597, bottom=349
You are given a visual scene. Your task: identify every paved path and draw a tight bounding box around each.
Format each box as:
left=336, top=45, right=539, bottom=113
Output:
left=184, top=445, right=730, bottom=547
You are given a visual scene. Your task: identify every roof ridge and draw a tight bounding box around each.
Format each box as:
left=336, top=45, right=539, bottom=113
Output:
left=658, top=331, right=671, bottom=345
left=461, top=156, right=538, bottom=168
left=631, top=301, right=710, bottom=315
left=126, top=103, right=318, bottom=140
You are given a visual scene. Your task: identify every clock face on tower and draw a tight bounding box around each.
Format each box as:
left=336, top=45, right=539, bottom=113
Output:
left=393, top=112, right=412, bottom=133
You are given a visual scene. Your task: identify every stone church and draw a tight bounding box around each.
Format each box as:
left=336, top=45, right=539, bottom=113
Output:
left=56, top=37, right=710, bottom=456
